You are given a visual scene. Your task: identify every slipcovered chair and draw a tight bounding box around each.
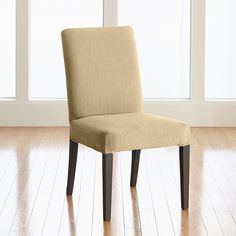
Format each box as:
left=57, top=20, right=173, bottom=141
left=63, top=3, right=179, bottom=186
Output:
left=61, top=26, right=190, bottom=221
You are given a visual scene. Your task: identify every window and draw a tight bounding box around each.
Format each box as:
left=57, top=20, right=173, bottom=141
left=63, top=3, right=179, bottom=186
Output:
left=205, top=0, right=236, bottom=99
left=1, top=0, right=235, bottom=126
left=118, top=0, right=191, bottom=99
left=30, top=0, right=103, bottom=99
left=0, top=0, right=15, bottom=98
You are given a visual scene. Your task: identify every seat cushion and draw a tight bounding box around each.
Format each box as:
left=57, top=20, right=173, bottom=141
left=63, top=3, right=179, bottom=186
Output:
left=70, top=112, right=190, bottom=153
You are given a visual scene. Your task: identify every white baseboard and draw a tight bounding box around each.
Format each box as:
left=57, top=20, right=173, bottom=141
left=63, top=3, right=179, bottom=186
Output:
left=0, top=100, right=236, bottom=126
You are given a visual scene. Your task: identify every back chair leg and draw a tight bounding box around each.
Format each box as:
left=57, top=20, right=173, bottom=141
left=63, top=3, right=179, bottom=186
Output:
left=130, top=150, right=141, bottom=187
left=102, top=153, right=113, bottom=221
left=179, top=145, right=190, bottom=210
left=66, top=140, right=78, bottom=195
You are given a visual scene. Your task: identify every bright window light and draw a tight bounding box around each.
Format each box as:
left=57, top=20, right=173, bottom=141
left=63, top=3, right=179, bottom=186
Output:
left=30, top=0, right=103, bottom=99
left=0, top=0, right=15, bottom=98
left=205, top=0, right=236, bottom=99
left=118, top=0, right=191, bottom=99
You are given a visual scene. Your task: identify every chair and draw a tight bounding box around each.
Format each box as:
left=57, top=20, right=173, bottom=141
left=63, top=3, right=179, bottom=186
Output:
left=61, top=26, right=190, bottom=221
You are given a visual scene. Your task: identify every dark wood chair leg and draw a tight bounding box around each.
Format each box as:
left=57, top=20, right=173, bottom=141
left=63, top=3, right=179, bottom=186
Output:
left=102, top=153, right=113, bottom=221
left=66, top=140, right=78, bottom=195
left=130, top=150, right=141, bottom=187
left=179, top=145, right=190, bottom=210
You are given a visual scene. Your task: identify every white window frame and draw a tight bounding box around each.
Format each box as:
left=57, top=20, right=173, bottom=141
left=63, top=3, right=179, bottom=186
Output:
left=0, top=0, right=236, bottom=126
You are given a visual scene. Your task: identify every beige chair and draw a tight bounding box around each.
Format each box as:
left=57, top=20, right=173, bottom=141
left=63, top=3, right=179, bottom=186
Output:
left=61, top=26, right=190, bottom=221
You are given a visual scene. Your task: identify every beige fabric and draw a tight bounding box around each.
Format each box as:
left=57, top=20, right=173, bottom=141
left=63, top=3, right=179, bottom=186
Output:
left=61, top=26, right=142, bottom=120
left=70, top=112, right=190, bottom=154
left=62, top=26, right=190, bottom=153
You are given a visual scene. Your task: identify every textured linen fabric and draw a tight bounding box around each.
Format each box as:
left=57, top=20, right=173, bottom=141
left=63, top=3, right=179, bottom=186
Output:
left=70, top=112, right=190, bottom=154
left=61, top=26, right=142, bottom=120
left=62, top=26, right=190, bottom=154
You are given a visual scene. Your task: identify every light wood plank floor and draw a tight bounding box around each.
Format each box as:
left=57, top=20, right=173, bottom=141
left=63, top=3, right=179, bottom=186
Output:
left=0, top=127, right=236, bottom=235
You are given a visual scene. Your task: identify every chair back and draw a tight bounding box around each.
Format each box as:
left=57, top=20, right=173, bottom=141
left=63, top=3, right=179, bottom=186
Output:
left=62, top=26, right=142, bottom=120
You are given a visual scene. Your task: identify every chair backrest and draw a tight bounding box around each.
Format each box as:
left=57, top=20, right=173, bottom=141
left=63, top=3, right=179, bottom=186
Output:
left=61, top=26, right=142, bottom=121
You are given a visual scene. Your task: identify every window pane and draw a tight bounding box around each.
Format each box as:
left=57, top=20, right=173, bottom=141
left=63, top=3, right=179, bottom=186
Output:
left=118, top=0, right=190, bottom=99
left=0, top=0, right=15, bottom=98
left=30, top=0, right=102, bottom=99
left=205, top=0, right=236, bottom=99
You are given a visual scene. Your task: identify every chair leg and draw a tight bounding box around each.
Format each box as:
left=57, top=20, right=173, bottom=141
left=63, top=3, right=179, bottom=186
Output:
left=179, top=145, right=190, bottom=210
left=130, top=150, right=141, bottom=187
left=66, top=140, right=78, bottom=195
left=102, top=153, right=113, bottom=221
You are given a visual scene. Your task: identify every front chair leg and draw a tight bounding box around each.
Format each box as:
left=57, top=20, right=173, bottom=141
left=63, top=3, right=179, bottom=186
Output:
left=130, top=150, right=141, bottom=187
left=66, top=140, right=78, bottom=195
left=102, top=153, right=113, bottom=221
left=179, top=145, right=190, bottom=210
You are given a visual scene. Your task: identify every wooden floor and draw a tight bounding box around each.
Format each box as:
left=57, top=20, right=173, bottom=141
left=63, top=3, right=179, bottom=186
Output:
left=0, top=128, right=236, bottom=235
